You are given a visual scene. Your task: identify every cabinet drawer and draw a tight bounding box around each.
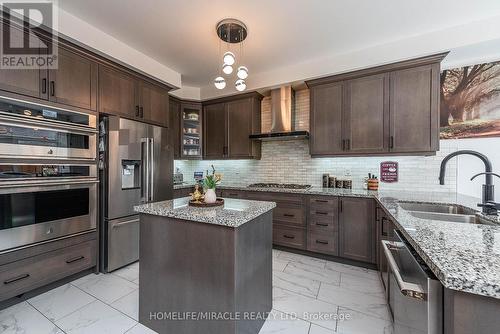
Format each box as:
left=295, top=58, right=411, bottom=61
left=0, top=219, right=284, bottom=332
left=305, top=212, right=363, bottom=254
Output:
left=307, top=232, right=338, bottom=255
left=246, top=191, right=304, bottom=205
left=274, top=205, right=305, bottom=227
left=309, top=196, right=337, bottom=208
left=309, top=216, right=337, bottom=232
left=221, top=190, right=246, bottom=199
left=273, top=226, right=306, bottom=249
left=0, top=240, right=96, bottom=301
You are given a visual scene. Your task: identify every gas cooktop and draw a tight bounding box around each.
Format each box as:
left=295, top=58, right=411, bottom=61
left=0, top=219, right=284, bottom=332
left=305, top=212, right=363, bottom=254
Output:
left=248, top=183, right=312, bottom=190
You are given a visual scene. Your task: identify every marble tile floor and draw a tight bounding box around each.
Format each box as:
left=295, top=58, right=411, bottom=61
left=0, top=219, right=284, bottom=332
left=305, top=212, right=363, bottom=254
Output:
left=0, top=250, right=393, bottom=333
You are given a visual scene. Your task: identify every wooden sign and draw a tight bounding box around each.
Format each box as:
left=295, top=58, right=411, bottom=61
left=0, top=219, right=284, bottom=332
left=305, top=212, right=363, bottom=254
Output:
left=380, top=161, right=398, bottom=183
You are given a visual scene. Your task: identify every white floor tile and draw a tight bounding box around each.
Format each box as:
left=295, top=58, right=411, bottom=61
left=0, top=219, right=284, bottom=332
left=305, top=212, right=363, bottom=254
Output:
left=272, top=287, right=337, bottom=330
left=71, top=273, right=138, bottom=304
left=340, top=272, right=385, bottom=298
left=272, top=257, right=289, bottom=272
left=325, top=261, right=379, bottom=280
left=336, top=307, right=393, bottom=334
left=112, top=262, right=140, bottom=283
left=317, top=283, right=390, bottom=321
left=272, top=249, right=282, bottom=259
left=28, top=283, right=96, bottom=322
left=111, top=289, right=139, bottom=321
left=258, top=309, right=310, bottom=334
left=0, top=301, right=63, bottom=334
left=55, top=300, right=136, bottom=334
left=284, top=261, right=341, bottom=285
left=309, top=323, right=335, bottom=334
left=278, top=252, right=326, bottom=269
left=126, top=323, right=158, bottom=333
left=273, top=271, right=320, bottom=297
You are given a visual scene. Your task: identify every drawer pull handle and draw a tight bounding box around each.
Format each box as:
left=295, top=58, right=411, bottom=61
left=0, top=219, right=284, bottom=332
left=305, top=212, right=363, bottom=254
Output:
left=66, top=255, right=85, bottom=264
left=229, top=193, right=238, bottom=196
left=316, top=240, right=329, bottom=245
left=316, top=223, right=329, bottom=227
left=283, top=234, right=295, bottom=239
left=283, top=214, right=295, bottom=218
left=4, top=273, right=30, bottom=285
left=315, top=200, right=328, bottom=203
left=316, top=211, right=328, bottom=215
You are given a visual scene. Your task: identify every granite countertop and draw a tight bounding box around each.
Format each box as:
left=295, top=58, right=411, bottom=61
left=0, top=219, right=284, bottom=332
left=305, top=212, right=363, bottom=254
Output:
left=175, top=182, right=500, bottom=298
left=134, top=197, right=276, bottom=228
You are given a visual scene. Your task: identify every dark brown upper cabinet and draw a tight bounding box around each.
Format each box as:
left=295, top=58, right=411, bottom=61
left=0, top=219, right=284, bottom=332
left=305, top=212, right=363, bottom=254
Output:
left=389, top=64, right=440, bottom=153
left=339, top=197, right=376, bottom=264
left=203, top=103, right=226, bottom=160
left=203, top=92, right=262, bottom=160
left=139, top=81, right=169, bottom=127
left=98, top=65, right=137, bottom=117
left=306, top=52, right=447, bottom=157
left=169, top=97, right=181, bottom=159
left=0, top=23, right=46, bottom=99
left=99, top=65, right=171, bottom=126
left=180, top=102, right=202, bottom=159
left=344, top=73, right=388, bottom=154
left=0, top=24, right=97, bottom=111
left=309, top=82, right=344, bottom=156
left=48, top=46, right=97, bottom=111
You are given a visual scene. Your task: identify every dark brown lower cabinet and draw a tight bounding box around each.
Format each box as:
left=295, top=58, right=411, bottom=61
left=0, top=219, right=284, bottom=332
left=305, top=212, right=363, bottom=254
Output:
left=0, top=233, right=96, bottom=302
left=339, top=197, right=376, bottom=263
left=273, top=225, right=306, bottom=249
left=307, top=196, right=339, bottom=255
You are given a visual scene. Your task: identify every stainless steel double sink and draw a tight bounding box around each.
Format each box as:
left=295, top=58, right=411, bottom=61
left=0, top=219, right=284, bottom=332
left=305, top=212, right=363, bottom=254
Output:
left=398, top=202, right=495, bottom=225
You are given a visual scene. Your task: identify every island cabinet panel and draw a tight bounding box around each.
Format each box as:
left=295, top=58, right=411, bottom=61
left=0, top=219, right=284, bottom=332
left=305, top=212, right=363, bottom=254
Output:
left=203, top=102, right=226, bottom=159
left=338, top=197, right=376, bottom=263
left=309, top=82, right=344, bottom=155
left=389, top=63, right=440, bottom=153
left=139, top=212, right=272, bottom=334
left=307, top=196, right=339, bottom=255
left=169, top=97, right=181, bottom=159
left=48, top=46, right=97, bottom=111
left=0, top=23, right=46, bottom=99
left=344, top=73, right=388, bottom=154
left=99, top=65, right=138, bottom=118
left=202, top=92, right=262, bottom=160
left=306, top=53, right=446, bottom=156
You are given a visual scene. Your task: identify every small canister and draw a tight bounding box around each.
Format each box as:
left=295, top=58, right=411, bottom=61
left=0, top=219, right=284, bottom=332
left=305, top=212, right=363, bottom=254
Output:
left=343, top=179, right=352, bottom=189
left=335, top=179, right=344, bottom=188
left=328, top=176, right=336, bottom=188
left=323, top=174, right=330, bottom=188
left=368, top=178, right=379, bottom=191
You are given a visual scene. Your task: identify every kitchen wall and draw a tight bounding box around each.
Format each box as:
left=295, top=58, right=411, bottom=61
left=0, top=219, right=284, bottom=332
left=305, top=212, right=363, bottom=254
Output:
left=175, top=88, right=458, bottom=193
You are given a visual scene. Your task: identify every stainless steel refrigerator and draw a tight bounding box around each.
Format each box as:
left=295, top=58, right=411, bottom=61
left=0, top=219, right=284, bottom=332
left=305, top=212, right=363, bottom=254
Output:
left=99, top=116, right=172, bottom=272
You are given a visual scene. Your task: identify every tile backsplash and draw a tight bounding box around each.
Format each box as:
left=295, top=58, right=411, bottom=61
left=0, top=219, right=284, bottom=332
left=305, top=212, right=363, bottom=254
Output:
left=175, top=88, right=457, bottom=193
left=175, top=139, right=457, bottom=192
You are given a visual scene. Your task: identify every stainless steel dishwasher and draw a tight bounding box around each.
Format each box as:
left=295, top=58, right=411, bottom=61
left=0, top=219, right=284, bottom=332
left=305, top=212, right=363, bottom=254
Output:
left=382, top=230, right=443, bottom=334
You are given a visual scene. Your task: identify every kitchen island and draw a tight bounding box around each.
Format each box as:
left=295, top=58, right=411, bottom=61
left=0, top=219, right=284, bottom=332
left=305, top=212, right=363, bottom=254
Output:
left=134, top=197, right=275, bottom=334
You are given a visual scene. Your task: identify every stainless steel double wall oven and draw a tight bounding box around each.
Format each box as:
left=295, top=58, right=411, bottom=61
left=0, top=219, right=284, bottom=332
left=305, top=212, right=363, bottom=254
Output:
left=0, top=96, right=98, bottom=252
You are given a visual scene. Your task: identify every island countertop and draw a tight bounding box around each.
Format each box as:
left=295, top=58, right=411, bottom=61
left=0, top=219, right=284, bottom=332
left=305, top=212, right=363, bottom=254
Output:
left=134, top=197, right=276, bottom=228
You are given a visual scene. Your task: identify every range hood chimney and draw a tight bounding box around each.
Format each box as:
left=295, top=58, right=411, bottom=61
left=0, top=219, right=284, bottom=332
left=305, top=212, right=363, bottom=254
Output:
left=249, top=86, right=309, bottom=141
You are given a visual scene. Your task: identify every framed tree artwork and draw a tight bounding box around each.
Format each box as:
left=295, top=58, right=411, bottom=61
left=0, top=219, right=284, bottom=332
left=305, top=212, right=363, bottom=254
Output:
left=440, top=61, right=500, bottom=139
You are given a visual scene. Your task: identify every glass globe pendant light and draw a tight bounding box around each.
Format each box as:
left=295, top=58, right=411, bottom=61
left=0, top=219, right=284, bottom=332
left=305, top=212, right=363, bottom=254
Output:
left=237, top=66, right=248, bottom=79
left=222, top=63, right=233, bottom=75
left=235, top=79, right=246, bottom=91
left=223, top=51, right=235, bottom=66
left=214, top=76, right=226, bottom=90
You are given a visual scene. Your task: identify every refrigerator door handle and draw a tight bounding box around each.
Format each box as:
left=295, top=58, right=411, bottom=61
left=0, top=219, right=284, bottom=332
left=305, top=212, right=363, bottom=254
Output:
left=140, top=138, right=149, bottom=203
left=149, top=138, right=154, bottom=202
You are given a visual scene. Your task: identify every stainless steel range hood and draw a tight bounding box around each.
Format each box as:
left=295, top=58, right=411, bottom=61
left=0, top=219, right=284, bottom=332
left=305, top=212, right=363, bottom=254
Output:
left=249, top=86, right=309, bottom=141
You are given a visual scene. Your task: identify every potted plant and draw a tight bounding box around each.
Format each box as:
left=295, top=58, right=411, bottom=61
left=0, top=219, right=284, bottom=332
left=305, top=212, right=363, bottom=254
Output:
left=203, top=165, right=222, bottom=203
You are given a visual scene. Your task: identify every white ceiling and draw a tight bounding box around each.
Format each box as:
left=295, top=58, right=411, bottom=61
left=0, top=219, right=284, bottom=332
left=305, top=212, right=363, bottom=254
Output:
left=60, top=0, right=500, bottom=96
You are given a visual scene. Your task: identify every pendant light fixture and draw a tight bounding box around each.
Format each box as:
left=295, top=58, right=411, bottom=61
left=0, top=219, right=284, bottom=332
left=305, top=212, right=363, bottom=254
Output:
left=213, top=18, right=248, bottom=91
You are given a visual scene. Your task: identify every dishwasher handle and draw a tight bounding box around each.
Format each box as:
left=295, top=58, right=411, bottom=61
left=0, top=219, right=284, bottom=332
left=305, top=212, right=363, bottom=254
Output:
left=381, top=239, right=426, bottom=301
